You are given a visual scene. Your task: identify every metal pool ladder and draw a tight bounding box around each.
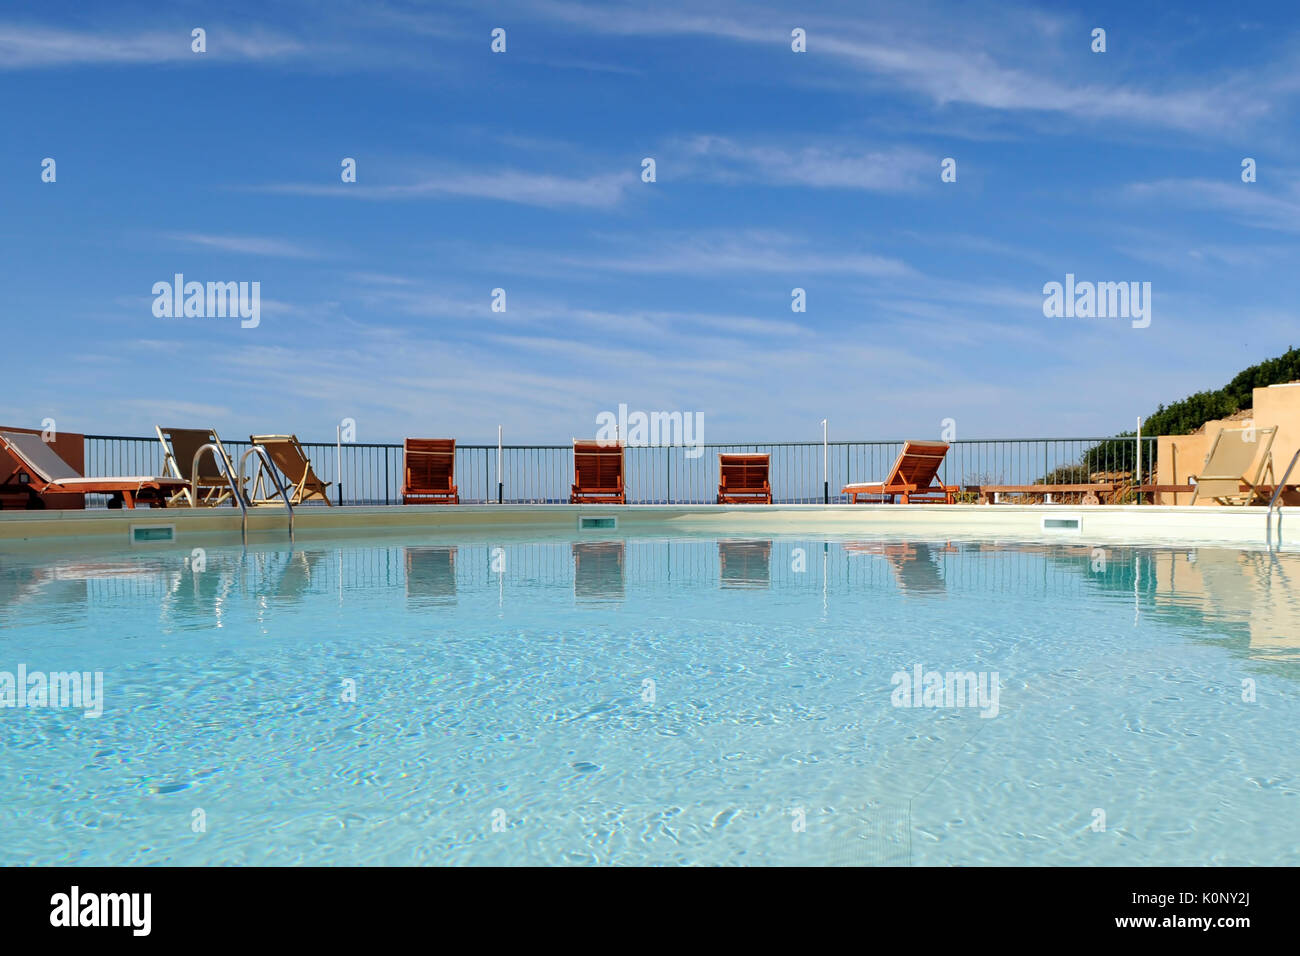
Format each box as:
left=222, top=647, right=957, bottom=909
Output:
left=1267, top=447, right=1300, bottom=550
left=192, top=443, right=295, bottom=545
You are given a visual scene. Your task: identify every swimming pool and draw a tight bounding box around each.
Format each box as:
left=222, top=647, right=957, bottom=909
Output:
left=1, top=530, right=1297, bottom=865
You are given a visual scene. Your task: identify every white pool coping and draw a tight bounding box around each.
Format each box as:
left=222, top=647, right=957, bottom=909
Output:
left=0, top=502, right=1294, bottom=552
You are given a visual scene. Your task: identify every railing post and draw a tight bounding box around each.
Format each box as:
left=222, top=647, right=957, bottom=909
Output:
left=1135, top=416, right=1143, bottom=505
left=821, top=419, right=829, bottom=504
left=335, top=426, right=343, bottom=506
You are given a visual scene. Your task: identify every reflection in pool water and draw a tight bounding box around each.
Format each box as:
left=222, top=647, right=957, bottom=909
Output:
left=572, top=541, right=624, bottom=603
left=0, top=534, right=1297, bottom=865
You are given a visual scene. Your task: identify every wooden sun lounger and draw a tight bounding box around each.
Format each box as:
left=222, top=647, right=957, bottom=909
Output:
left=248, top=434, right=333, bottom=506
left=570, top=440, right=625, bottom=504
left=156, top=425, right=240, bottom=506
left=843, top=440, right=957, bottom=503
left=717, top=453, right=772, bottom=504
left=402, top=438, right=459, bottom=504
left=0, top=429, right=186, bottom=509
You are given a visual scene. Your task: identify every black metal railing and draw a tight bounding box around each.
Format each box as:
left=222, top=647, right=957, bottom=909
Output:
left=80, top=434, right=1160, bottom=507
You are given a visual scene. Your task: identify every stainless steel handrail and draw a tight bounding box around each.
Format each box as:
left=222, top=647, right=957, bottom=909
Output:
left=1268, top=449, right=1300, bottom=513
left=1267, top=448, right=1300, bottom=547
left=237, top=446, right=295, bottom=544
left=192, top=442, right=245, bottom=524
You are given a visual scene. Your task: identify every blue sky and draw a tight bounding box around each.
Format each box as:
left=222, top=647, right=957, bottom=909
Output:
left=2, top=0, right=1299, bottom=445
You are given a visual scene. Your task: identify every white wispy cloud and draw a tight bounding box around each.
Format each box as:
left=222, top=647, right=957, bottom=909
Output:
left=812, top=31, right=1256, bottom=132
left=676, top=136, right=931, bottom=191
left=0, top=23, right=305, bottom=68
left=523, top=0, right=1275, bottom=133
left=166, top=233, right=323, bottom=258
left=255, top=168, right=634, bottom=209
left=1125, top=178, right=1300, bottom=234
left=549, top=230, right=915, bottom=278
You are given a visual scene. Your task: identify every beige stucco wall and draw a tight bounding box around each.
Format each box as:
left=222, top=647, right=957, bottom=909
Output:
left=1157, top=382, right=1300, bottom=505
left=1150, top=548, right=1300, bottom=658
left=1158, top=433, right=1209, bottom=505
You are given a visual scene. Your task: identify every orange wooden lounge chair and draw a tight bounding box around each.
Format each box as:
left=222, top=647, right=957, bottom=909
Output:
left=717, top=453, right=772, bottom=504
left=842, top=440, right=958, bottom=503
left=0, top=429, right=187, bottom=509
left=570, top=440, right=625, bottom=504
left=401, top=438, right=460, bottom=504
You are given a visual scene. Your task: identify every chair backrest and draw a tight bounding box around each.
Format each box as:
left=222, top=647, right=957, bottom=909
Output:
left=885, top=441, right=950, bottom=488
left=250, top=434, right=316, bottom=484
left=0, top=430, right=80, bottom=483
left=157, top=426, right=231, bottom=484
left=1199, top=426, right=1276, bottom=483
left=404, top=438, right=456, bottom=491
left=573, top=440, right=624, bottom=489
left=719, top=453, right=770, bottom=489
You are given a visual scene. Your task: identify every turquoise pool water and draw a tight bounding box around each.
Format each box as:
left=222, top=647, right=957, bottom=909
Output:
left=1, top=532, right=1298, bottom=866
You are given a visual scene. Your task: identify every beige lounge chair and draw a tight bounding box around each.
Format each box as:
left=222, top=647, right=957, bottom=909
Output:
left=248, top=434, right=333, bottom=505
left=1190, top=426, right=1277, bottom=505
left=155, top=426, right=239, bottom=506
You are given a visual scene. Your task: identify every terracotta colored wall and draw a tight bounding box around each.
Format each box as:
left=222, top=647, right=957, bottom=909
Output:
left=0, top=425, right=86, bottom=509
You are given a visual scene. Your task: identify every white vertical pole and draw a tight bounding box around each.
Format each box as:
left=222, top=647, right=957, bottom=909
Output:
left=821, top=418, right=829, bottom=504
left=336, top=424, right=342, bottom=506
left=497, top=425, right=503, bottom=504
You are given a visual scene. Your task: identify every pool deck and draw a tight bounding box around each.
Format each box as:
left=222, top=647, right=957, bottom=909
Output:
left=0, top=502, right=1292, bottom=550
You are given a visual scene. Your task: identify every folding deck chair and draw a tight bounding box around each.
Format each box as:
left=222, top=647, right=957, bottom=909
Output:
left=248, top=434, right=333, bottom=505
left=155, top=425, right=240, bottom=506
left=1190, top=426, right=1277, bottom=505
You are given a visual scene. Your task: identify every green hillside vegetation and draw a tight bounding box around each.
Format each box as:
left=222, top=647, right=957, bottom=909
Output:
left=1053, top=347, right=1300, bottom=480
